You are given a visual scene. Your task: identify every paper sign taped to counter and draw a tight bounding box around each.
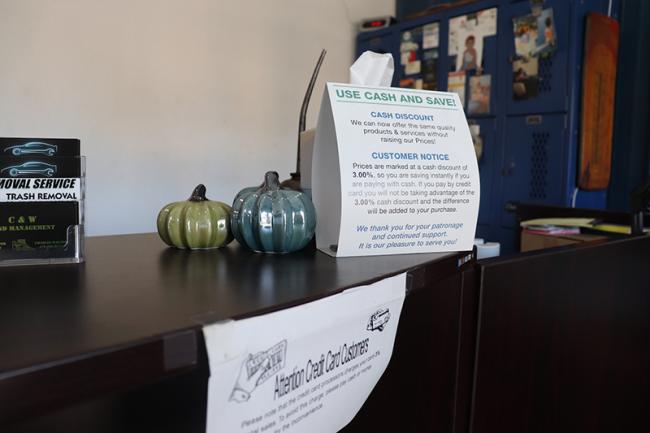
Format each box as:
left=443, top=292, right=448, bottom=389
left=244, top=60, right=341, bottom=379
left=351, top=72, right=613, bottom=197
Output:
left=312, top=83, right=480, bottom=257
left=203, top=273, right=407, bottom=433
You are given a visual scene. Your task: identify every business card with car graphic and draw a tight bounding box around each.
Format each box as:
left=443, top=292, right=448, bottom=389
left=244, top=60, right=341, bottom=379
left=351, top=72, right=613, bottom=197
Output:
left=0, top=156, right=82, bottom=205
left=0, top=138, right=80, bottom=157
left=0, top=156, right=81, bottom=178
left=0, top=138, right=83, bottom=262
left=0, top=156, right=82, bottom=202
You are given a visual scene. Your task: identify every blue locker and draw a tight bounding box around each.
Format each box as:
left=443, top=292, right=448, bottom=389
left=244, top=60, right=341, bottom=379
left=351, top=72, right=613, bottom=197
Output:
left=499, top=114, right=567, bottom=228
left=356, top=0, right=620, bottom=254
left=505, top=0, right=571, bottom=114
left=473, top=117, right=498, bottom=242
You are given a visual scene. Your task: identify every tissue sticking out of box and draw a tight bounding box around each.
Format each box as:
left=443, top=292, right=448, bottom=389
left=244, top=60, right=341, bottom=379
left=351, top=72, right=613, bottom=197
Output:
left=350, top=51, right=394, bottom=87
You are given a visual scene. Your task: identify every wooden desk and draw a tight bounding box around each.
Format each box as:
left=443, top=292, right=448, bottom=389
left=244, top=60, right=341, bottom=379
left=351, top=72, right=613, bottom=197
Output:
left=4, top=233, right=648, bottom=432
left=0, top=234, right=474, bottom=432
left=470, top=236, right=650, bottom=432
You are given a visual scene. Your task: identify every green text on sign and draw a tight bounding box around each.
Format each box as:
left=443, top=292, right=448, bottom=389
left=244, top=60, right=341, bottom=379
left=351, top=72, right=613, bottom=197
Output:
left=335, top=88, right=457, bottom=108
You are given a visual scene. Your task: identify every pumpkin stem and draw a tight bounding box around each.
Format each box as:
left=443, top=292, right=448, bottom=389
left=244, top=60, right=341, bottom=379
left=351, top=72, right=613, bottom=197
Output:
left=262, top=171, right=281, bottom=191
left=189, top=184, right=208, bottom=202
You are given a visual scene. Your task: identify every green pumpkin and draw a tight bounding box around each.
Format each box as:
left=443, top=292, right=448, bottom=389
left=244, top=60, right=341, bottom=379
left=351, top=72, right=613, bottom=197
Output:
left=157, top=184, right=233, bottom=249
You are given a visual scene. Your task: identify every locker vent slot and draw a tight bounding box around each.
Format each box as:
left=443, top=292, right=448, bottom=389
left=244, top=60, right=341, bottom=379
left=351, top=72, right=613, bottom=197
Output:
left=530, top=132, right=549, bottom=200
left=538, top=57, right=553, bottom=93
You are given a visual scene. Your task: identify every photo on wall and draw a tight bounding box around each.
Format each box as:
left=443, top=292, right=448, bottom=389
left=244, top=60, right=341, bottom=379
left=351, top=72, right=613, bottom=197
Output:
left=448, top=8, right=497, bottom=72
left=400, top=28, right=422, bottom=76
left=456, top=30, right=482, bottom=71
left=422, top=22, right=439, bottom=49
left=422, top=49, right=438, bottom=90
left=448, top=15, right=465, bottom=57
left=447, top=71, right=466, bottom=106
left=513, top=8, right=557, bottom=58
left=468, top=75, right=491, bottom=115
left=512, top=56, right=539, bottom=100
left=533, top=8, right=557, bottom=56
left=513, top=14, right=538, bottom=57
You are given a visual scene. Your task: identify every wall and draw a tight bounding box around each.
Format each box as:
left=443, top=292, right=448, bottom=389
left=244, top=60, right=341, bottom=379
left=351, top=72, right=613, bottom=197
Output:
left=0, top=0, right=394, bottom=236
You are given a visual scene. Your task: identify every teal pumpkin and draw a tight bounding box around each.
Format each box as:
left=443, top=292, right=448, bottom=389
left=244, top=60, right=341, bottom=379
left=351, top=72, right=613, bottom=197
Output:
left=157, top=184, right=233, bottom=249
left=231, top=171, right=316, bottom=253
